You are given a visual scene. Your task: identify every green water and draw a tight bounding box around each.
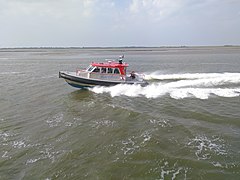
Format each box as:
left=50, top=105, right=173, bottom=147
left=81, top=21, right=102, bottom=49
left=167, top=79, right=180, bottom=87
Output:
left=0, top=47, right=240, bottom=179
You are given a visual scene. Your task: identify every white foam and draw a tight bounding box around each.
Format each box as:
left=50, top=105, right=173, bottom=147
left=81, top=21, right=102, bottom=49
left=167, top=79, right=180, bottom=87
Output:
left=46, top=113, right=64, bottom=127
left=120, top=130, right=153, bottom=155
left=144, top=72, right=240, bottom=81
left=12, top=140, right=27, bottom=148
left=90, top=72, right=240, bottom=99
left=2, top=151, right=9, bottom=158
left=91, top=119, right=116, bottom=129
left=91, top=85, right=240, bottom=100
left=0, top=72, right=22, bottom=75
left=187, top=135, right=227, bottom=160
left=26, top=158, right=41, bottom=164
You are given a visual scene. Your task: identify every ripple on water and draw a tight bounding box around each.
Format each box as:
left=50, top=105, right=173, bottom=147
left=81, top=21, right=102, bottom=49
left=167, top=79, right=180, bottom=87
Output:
left=149, top=118, right=172, bottom=128
left=46, top=113, right=64, bottom=127
left=147, top=160, right=189, bottom=180
left=91, top=119, right=116, bottom=129
left=0, top=130, right=16, bottom=143
left=12, top=140, right=27, bottom=149
left=26, top=145, right=69, bottom=165
left=187, top=135, right=227, bottom=160
left=120, top=130, right=153, bottom=155
left=2, top=151, right=10, bottom=159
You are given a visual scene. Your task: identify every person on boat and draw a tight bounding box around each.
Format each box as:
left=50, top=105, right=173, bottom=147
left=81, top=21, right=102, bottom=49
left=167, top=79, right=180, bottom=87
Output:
left=130, top=71, right=136, bottom=79
left=118, top=55, right=124, bottom=64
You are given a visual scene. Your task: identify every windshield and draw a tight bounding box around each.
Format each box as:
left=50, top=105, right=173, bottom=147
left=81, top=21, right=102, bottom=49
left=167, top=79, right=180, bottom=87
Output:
left=87, top=66, right=95, bottom=72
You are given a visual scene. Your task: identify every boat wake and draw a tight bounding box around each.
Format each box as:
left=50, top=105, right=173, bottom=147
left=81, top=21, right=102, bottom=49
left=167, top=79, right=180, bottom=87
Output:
left=90, top=72, right=240, bottom=99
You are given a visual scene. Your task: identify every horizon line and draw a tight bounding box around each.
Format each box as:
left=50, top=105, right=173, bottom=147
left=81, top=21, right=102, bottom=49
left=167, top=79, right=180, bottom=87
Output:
left=1, top=45, right=240, bottom=49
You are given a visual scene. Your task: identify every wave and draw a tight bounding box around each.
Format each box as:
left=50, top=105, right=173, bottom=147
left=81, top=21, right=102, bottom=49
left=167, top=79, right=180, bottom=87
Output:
left=0, top=72, right=23, bottom=75
left=90, top=72, right=240, bottom=99
left=144, top=72, right=240, bottom=81
left=187, top=135, right=227, bottom=160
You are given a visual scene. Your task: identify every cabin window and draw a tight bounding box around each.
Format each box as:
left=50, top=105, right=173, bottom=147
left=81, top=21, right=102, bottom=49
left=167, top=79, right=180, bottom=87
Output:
left=101, top=68, right=106, bottom=73
left=87, top=66, right=95, bottom=72
left=114, top=68, right=120, bottom=74
left=93, top=67, right=100, bottom=72
left=108, top=68, right=113, bottom=73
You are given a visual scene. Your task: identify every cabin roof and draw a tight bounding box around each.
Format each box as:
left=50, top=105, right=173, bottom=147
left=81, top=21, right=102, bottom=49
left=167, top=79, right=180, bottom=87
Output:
left=91, top=61, right=128, bottom=68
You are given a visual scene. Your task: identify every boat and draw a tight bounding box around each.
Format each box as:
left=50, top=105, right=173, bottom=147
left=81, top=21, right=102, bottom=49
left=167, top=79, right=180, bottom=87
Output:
left=59, top=56, right=148, bottom=89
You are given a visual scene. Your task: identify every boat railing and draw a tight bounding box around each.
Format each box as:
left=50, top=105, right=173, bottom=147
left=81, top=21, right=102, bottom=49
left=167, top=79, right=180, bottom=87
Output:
left=76, top=69, right=89, bottom=78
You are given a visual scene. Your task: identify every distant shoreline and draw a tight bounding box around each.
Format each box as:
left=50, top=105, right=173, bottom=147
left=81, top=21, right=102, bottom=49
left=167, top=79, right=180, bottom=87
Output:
left=0, top=45, right=240, bottom=50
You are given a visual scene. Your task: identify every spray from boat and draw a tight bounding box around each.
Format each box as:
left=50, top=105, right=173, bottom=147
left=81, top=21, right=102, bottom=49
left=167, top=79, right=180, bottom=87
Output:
left=90, top=72, right=240, bottom=99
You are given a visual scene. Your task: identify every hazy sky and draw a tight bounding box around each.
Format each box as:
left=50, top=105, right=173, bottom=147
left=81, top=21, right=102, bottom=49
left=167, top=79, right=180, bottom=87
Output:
left=1, top=0, right=240, bottom=47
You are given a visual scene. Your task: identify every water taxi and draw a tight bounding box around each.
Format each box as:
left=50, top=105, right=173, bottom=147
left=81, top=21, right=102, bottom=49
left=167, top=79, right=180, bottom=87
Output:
left=59, top=56, right=148, bottom=89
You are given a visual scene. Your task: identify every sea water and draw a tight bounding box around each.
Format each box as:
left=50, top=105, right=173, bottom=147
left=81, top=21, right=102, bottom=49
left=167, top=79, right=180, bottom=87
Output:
left=0, top=47, right=239, bottom=179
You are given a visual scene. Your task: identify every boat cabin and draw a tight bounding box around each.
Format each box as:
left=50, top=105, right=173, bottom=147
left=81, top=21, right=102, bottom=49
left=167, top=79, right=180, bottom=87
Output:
left=88, top=61, right=128, bottom=75
left=77, top=60, right=129, bottom=81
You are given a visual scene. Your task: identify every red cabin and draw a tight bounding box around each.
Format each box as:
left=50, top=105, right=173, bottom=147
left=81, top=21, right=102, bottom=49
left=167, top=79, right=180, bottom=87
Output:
left=90, top=60, right=129, bottom=75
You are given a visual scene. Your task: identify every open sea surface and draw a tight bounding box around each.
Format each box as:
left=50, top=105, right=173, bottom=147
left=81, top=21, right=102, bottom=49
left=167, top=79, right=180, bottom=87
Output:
left=0, top=47, right=240, bottom=179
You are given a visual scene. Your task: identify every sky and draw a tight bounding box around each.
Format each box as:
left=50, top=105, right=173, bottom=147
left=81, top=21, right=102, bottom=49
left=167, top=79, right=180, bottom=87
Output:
left=0, top=0, right=240, bottom=47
